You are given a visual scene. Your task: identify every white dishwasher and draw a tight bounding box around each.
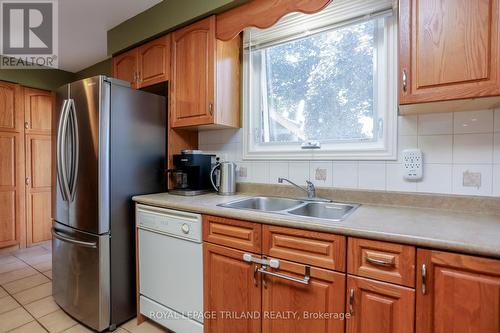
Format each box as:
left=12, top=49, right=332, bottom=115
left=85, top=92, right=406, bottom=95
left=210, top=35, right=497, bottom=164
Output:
left=136, top=204, right=203, bottom=333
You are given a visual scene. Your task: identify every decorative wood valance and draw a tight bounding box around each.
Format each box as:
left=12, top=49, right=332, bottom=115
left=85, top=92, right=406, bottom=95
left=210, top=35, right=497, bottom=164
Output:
left=216, top=0, right=332, bottom=41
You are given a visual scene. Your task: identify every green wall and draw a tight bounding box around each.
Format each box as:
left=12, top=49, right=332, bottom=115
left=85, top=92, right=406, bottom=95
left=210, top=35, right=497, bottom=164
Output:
left=0, top=56, right=76, bottom=90
left=75, top=58, right=112, bottom=79
left=108, top=0, right=248, bottom=55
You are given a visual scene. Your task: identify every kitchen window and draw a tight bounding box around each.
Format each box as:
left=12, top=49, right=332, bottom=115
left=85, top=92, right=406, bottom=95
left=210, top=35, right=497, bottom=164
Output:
left=243, top=0, right=398, bottom=160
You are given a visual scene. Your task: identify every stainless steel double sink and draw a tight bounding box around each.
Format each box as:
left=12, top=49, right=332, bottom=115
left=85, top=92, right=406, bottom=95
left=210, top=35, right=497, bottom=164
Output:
left=217, top=196, right=359, bottom=222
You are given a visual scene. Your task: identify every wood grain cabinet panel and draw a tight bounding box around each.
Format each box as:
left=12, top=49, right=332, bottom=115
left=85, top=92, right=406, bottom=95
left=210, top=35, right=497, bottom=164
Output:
left=263, top=225, right=346, bottom=271
left=347, top=238, right=415, bottom=287
left=24, top=88, right=52, bottom=133
left=113, top=48, right=138, bottom=88
left=171, top=16, right=215, bottom=127
left=203, top=215, right=262, bottom=253
left=262, top=259, right=345, bottom=333
left=400, top=0, right=500, bottom=104
left=171, top=15, right=240, bottom=128
left=0, top=82, right=24, bottom=249
left=346, top=275, right=415, bottom=333
left=416, top=249, right=500, bottom=332
left=204, top=243, right=262, bottom=333
left=137, top=35, right=171, bottom=88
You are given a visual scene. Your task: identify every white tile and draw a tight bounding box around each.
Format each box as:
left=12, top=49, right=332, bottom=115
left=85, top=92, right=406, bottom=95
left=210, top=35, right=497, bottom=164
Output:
left=418, top=113, right=453, bottom=135
left=494, top=108, right=500, bottom=132
left=236, top=161, right=251, bottom=183
left=391, top=135, right=418, bottom=163
left=493, top=165, right=500, bottom=196
left=452, top=164, right=493, bottom=196
left=417, top=164, right=453, bottom=194
left=269, top=162, right=289, bottom=184
left=250, top=161, right=269, bottom=183
left=309, top=161, right=333, bottom=187
left=494, top=133, right=500, bottom=164
left=418, top=135, right=453, bottom=164
left=386, top=163, right=418, bottom=192
left=398, top=115, right=418, bottom=136
left=288, top=162, right=310, bottom=184
left=453, top=110, right=494, bottom=134
left=331, top=162, right=358, bottom=188
left=453, top=134, right=494, bottom=164
left=358, top=162, right=386, bottom=191
left=198, top=130, right=220, bottom=145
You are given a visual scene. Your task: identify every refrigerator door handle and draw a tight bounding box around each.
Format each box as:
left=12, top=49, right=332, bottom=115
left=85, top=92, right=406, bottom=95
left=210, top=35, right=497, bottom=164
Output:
left=57, top=99, right=71, bottom=201
left=52, top=228, right=97, bottom=248
left=68, top=99, right=79, bottom=201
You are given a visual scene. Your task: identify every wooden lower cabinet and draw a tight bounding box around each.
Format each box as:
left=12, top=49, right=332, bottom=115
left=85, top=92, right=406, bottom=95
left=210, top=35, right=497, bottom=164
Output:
left=262, top=259, right=345, bottom=333
left=346, top=275, right=414, bottom=333
left=204, top=243, right=262, bottom=333
left=416, top=249, right=500, bottom=333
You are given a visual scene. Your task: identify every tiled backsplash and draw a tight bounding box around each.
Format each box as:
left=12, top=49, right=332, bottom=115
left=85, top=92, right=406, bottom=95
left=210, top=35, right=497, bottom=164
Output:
left=199, top=109, right=500, bottom=197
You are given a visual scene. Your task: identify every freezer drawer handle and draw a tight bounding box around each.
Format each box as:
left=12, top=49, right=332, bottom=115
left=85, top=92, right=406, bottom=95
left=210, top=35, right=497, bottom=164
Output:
left=52, top=229, right=97, bottom=248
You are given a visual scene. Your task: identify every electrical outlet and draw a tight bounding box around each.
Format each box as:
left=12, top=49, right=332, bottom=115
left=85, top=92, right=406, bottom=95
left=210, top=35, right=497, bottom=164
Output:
left=315, top=168, right=327, bottom=181
left=402, top=149, right=423, bottom=180
left=463, top=170, right=481, bottom=189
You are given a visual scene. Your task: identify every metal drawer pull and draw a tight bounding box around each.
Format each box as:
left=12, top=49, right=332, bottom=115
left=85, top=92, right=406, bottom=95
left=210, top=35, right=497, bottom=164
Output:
left=366, top=256, right=395, bottom=267
left=421, top=264, right=427, bottom=295
left=402, top=69, right=408, bottom=92
left=257, top=265, right=311, bottom=285
left=349, top=288, right=355, bottom=315
left=52, top=229, right=97, bottom=248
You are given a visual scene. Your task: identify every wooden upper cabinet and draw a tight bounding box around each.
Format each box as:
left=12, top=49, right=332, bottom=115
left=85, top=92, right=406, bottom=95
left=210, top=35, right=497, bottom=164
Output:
left=171, top=15, right=240, bottom=128
left=416, top=249, right=500, bottom=332
left=400, top=0, right=500, bottom=104
left=346, top=275, right=415, bottom=333
left=204, top=243, right=261, bottom=333
left=171, top=16, right=215, bottom=127
left=24, top=88, right=52, bottom=133
left=137, top=35, right=170, bottom=88
left=113, top=48, right=138, bottom=88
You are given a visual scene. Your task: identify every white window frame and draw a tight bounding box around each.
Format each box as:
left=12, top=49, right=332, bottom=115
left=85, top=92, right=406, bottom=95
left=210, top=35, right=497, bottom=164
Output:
left=242, top=6, right=398, bottom=161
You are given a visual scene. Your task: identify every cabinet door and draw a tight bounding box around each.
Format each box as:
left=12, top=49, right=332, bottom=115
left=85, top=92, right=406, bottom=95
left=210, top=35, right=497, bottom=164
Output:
left=24, top=88, right=52, bottom=134
left=204, top=243, right=261, bottom=333
left=113, top=48, right=138, bottom=88
left=171, top=16, right=215, bottom=128
left=346, top=275, right=414, bottom=333
left=25, top=135, right=52, bottom=245
left=400, top=0, right=500, bottom=104
left=0, top=81, right=25, bottom=249
left=137, top=35, right=170, bottom=88
left=262, top=259, right=345, bottom=333
left=416, top=249, right=500, bottom=332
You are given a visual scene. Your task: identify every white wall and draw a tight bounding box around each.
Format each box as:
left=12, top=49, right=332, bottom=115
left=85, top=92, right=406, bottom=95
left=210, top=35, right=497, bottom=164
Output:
left=200, top=109, right=500, bottom=197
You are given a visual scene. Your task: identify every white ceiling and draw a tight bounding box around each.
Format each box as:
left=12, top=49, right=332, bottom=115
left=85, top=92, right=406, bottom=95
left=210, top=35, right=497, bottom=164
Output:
left=58, top=0, right=162, bottom=72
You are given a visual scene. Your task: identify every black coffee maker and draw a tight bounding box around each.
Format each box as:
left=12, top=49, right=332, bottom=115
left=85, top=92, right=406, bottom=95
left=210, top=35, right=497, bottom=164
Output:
left=169, top=150, right=215, bottom=195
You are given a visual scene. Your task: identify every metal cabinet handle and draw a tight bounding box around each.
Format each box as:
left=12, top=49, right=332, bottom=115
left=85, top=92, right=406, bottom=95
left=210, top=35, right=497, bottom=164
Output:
left=349, top=288, right=355, bottom=315
left=253, top=265, right=258, bottom=287
left=257, top=265, right=310, bottom=285
left=402, top=69, right=408, bottom=92
left=208, top=102, right=213, bottom=116
left=366, top=256, right=395, bottom=267
left=421, top=264, right=427, bottom=295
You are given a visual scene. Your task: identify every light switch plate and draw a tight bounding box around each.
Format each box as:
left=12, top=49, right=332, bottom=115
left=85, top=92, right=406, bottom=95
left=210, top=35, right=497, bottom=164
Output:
left=402, top=149, right=423, bottom=180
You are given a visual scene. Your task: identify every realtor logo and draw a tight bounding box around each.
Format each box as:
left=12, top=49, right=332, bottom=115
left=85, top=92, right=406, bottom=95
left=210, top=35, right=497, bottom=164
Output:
left=0, top=0, right=58, bottom=68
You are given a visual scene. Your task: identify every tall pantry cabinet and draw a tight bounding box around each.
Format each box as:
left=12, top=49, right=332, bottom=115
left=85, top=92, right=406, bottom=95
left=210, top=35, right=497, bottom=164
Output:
left=0, top=81, right=53, bottom=250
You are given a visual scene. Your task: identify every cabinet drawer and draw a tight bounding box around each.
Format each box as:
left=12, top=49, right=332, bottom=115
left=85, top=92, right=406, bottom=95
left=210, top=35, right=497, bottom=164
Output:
left=203, top=215, right=261, bottom=253
left=263, top=225, right=346, bottom=271
left=347, top=238, right=415, bottom=287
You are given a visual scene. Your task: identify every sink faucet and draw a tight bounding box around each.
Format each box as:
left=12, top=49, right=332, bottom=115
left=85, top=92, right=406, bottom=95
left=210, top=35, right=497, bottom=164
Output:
left=278, top=177, right=317, bottom=199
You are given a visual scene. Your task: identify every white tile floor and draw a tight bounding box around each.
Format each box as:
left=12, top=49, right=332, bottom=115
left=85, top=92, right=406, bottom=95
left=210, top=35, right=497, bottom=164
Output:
left=0, top=242, right=168, bottom=333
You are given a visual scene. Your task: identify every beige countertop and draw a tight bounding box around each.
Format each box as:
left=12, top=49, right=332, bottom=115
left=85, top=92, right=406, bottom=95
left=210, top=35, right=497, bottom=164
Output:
left=132, top=192, right=500, bottom=259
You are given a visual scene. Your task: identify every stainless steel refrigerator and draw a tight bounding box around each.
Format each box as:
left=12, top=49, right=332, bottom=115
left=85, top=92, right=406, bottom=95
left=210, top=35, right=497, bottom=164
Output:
left=52, top=76, right=166, bottom=331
